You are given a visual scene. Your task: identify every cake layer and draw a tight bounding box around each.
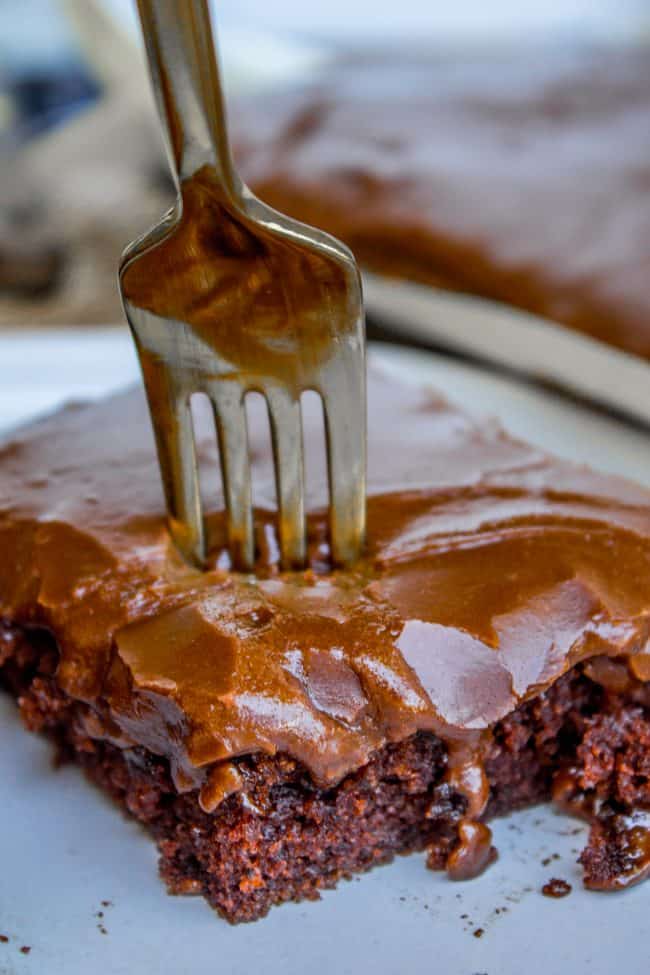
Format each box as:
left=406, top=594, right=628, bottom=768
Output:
left=234, top=45, right=650, bottom=357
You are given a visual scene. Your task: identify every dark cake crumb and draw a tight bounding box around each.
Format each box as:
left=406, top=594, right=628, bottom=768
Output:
left=94, top=901, right=112, bottom=935
left=579, top=812, right=650, bottom=890
left=473, top=928, right=485, bottom=938
left=0, top=935, right=8, bottom=943
left=541, top=878, right=572, bottom=898
left=20, top=946, right=31, bottom=955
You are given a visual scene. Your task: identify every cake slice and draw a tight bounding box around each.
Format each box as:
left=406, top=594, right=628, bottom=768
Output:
left=2, top=366, right=650, bottom=922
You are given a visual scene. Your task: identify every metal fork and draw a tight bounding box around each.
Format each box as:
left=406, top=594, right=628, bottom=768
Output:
left=119, top=0, right=366, bottom=571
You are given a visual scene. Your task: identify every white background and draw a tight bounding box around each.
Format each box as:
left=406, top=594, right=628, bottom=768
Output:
left=3, top=0, right=648, bottom=70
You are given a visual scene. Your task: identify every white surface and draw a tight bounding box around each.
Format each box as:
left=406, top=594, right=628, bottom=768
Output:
left=92, top=0, right=650, bottom=111
left=101, top=0, right=650, bottom=43
left=2, top=332, right=650, bottom=974
left=365, top=274, right=650, bottom=429
left=90, top=0, right=329, bottom=96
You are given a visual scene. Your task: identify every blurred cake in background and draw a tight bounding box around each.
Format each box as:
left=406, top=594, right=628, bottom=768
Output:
left=234, top=45, right=650, bottom=358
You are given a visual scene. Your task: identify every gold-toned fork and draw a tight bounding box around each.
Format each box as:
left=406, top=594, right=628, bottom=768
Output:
left=119, top=0, right=366, bottom=571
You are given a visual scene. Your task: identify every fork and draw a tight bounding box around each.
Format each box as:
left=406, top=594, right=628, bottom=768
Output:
left=119, top=0, right=366, bottom=571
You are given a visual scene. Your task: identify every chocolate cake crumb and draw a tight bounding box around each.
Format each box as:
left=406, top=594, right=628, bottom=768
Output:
left=473, top=928, right=485, bottom=938
left=541, top=878, right=572, bottom=898
left=0, top=935, right=8, bottom=943
left=20, top=946, right=31, bottom=955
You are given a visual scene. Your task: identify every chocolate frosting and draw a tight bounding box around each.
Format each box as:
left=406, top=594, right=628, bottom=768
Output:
left=2, top=367, right=650, bottom=859
left=233, top=45, right=650, bottom=358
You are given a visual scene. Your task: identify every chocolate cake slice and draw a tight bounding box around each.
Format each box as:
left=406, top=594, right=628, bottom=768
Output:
left=234, top=45, right=650, bottom=358
left=2, top=366, right=650, bottom=922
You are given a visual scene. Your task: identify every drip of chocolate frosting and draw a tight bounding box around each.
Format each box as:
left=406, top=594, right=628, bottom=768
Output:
left=2, top=366, right=650, bottom=878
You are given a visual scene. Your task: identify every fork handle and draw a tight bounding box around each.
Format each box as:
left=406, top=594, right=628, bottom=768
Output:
left=136, top=0, right=238, bottom=191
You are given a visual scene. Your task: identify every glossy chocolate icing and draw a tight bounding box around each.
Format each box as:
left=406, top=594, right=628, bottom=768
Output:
left=2, top=367, right=650, bottom=874
left=233, top=46, right=650, bottom=357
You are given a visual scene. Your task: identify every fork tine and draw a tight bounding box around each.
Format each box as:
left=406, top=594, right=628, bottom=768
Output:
left=266, top=387, right=306, bottom=569
left=123, top=0, right=368, bottom=574
left=141, top=373, right=205, bottom=566
left=210, top=385, right=255, bottom=570
left=321, top=360, right=367, bottom=567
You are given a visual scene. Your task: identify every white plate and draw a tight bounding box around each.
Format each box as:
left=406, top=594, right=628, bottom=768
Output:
left=1, top=330, right=650, bottom=975
left=364, top=274, right=650, bottom=428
